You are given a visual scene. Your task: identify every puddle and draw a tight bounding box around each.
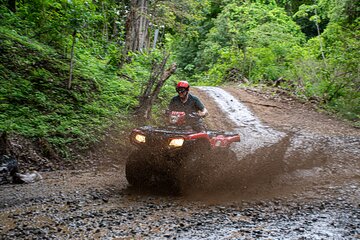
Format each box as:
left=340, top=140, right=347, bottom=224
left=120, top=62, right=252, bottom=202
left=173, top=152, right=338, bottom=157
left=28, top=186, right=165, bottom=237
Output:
left=197, top=86, right=360, bottom=192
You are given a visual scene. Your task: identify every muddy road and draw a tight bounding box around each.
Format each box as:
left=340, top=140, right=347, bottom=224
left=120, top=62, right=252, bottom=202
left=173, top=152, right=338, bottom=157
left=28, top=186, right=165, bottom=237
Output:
left=1, top=86, right=359, bottom=239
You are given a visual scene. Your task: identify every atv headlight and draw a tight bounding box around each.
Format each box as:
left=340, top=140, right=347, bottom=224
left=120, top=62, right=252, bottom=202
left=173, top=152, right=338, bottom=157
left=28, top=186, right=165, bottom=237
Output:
left=134, top=133, right=146, bottom=143
left=169, top=138, right=184, bottom=148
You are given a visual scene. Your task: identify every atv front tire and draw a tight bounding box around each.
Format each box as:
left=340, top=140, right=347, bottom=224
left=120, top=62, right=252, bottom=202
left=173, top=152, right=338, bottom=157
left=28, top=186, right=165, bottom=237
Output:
left=126, top=150, right=153, bottom=187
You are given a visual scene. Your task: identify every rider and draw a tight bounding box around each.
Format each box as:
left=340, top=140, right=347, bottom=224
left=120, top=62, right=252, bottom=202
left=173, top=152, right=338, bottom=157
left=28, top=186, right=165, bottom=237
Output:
left=168, top=81, right=208, bottom=131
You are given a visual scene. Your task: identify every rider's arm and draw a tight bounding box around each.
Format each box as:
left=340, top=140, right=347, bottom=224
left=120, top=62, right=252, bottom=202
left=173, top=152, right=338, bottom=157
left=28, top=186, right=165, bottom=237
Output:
left=197, top=107, right=208, bottom=117
left=192, top=95, right=208, bottom=117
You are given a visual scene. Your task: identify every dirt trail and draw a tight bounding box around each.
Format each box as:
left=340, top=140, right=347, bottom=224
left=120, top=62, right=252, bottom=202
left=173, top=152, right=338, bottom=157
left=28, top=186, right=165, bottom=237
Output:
left=0, top=86, right=359, bottom=239
left=194, top=86, right=359, bottom=136
left=192, top=86, right=360, bottom=201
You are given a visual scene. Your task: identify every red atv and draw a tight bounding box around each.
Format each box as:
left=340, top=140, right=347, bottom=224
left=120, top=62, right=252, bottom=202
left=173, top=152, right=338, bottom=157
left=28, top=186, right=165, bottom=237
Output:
left=126, top=111, right=240, bottom=190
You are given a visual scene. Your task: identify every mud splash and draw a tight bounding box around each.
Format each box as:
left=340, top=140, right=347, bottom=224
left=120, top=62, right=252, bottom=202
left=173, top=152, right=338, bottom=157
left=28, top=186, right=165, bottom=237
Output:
left=192, top=87, right=360, bottom=198
left=0, top=87, right=359, bottom=240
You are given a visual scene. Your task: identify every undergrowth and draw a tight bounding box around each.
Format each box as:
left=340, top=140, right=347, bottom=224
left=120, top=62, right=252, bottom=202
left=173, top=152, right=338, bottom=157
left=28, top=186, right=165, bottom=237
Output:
left=0, top=27, right=140, bottom=158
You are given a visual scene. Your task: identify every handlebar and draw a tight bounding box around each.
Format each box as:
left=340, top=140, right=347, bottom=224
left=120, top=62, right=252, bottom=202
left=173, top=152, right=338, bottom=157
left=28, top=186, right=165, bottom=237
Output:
left=188, top=112, right=202, bottom=119
left=164, top=110, right=202, bottom=118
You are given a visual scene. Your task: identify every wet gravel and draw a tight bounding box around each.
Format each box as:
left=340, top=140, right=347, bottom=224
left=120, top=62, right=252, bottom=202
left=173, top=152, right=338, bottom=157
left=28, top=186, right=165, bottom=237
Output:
left=1, top=86, right=359, bottom=239
left=0, top=169, right=359, bottom=240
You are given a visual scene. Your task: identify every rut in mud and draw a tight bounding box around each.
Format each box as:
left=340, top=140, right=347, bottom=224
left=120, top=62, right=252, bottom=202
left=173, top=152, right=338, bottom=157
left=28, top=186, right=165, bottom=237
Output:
left=0, top=86, right=359, bottom=239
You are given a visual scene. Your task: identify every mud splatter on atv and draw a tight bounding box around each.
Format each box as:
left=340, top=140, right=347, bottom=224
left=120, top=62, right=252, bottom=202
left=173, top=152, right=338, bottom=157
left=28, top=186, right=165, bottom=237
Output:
left=126, top=111, right=240, bottom=192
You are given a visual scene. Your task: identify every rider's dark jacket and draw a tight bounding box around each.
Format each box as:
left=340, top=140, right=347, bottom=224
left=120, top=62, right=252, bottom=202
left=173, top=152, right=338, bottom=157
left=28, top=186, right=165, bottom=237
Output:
left=168, top=94, right=205, bottom=114
left=168, top=94, right=206, bottom=131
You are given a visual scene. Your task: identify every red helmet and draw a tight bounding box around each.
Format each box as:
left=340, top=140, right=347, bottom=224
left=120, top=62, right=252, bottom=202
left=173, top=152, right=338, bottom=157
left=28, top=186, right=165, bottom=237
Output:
left=176, top=81, right=190, bottom=92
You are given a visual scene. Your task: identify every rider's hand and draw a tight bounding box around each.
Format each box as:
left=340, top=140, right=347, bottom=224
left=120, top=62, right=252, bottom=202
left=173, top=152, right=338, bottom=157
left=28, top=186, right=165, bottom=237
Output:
left=164, top=109, right=170, bottom=116
left=198, top=108, right=209, bottom=118
left=189, top=112, right=200, bottom=118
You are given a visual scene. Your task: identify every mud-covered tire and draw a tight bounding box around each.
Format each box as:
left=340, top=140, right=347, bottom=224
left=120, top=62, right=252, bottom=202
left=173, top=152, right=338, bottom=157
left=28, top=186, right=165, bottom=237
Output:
left=125, top=150, right=153, bottom=187
left=177, top=150, right=210, bottom=191
left=180, top=149, right=238, bottom=192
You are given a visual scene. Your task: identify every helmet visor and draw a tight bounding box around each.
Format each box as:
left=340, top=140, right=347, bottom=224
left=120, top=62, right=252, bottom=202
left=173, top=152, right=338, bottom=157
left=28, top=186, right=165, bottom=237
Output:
left=176, top=87, right=187, bottom=93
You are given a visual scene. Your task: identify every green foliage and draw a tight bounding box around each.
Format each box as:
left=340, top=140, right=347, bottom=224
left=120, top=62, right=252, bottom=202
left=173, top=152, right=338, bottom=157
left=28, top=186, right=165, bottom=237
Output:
left=0, top=27, right=139, bottom=157
left=286, top=19, right=359, bottom=123
left=0, top=0, right=358, bottom=162
left=170, top=0, right=358, bottom=124
left=327, top=92, right=360, bottom=125
left=0, top=0, right=125, bottom=52
left=0, top=0, right=185, bottom=158
left=282, top=0, right=359, bottom=124
left=191, top=2, right=305, bottom=84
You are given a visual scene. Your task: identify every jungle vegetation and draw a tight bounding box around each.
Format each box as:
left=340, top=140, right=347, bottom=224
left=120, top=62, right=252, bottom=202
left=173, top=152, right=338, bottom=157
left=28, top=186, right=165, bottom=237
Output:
left=0, top=0, right=359, bottom=158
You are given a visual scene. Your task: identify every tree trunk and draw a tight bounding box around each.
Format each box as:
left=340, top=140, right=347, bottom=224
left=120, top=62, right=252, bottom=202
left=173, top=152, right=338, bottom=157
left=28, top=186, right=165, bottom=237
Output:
left=7, top=0, right=16, bottom=12
left=146, top=62, right=177, bottom=110
left=68, top=30, right=76, bottom=90
left=152, top=29, right=159, bottom=49
left=112, top=13, right=118, bottom=41
left=313, top=0, right=327, bottom=67
left=0, top=132, right=11, bottom=156
left=136, top=61, right=177, bottom=120
left=102, top=1, right=108, bottom=42
left=123, top=0, right=149, bottom=58
left=140, top=0, right=147, bottom=49
left=141, top=54, right=169, bottom=101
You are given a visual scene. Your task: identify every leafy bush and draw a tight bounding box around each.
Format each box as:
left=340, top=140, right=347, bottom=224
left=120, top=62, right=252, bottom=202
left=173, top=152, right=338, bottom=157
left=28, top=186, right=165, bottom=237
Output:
left=0, top=27, right=139, bottom=157
left=189, top=3, right=305, bottom=85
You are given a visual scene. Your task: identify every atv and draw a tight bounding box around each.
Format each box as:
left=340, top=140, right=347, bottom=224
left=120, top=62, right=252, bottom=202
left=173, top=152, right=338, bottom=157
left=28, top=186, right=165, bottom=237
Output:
left=126, top=111, right=240, bottom=191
